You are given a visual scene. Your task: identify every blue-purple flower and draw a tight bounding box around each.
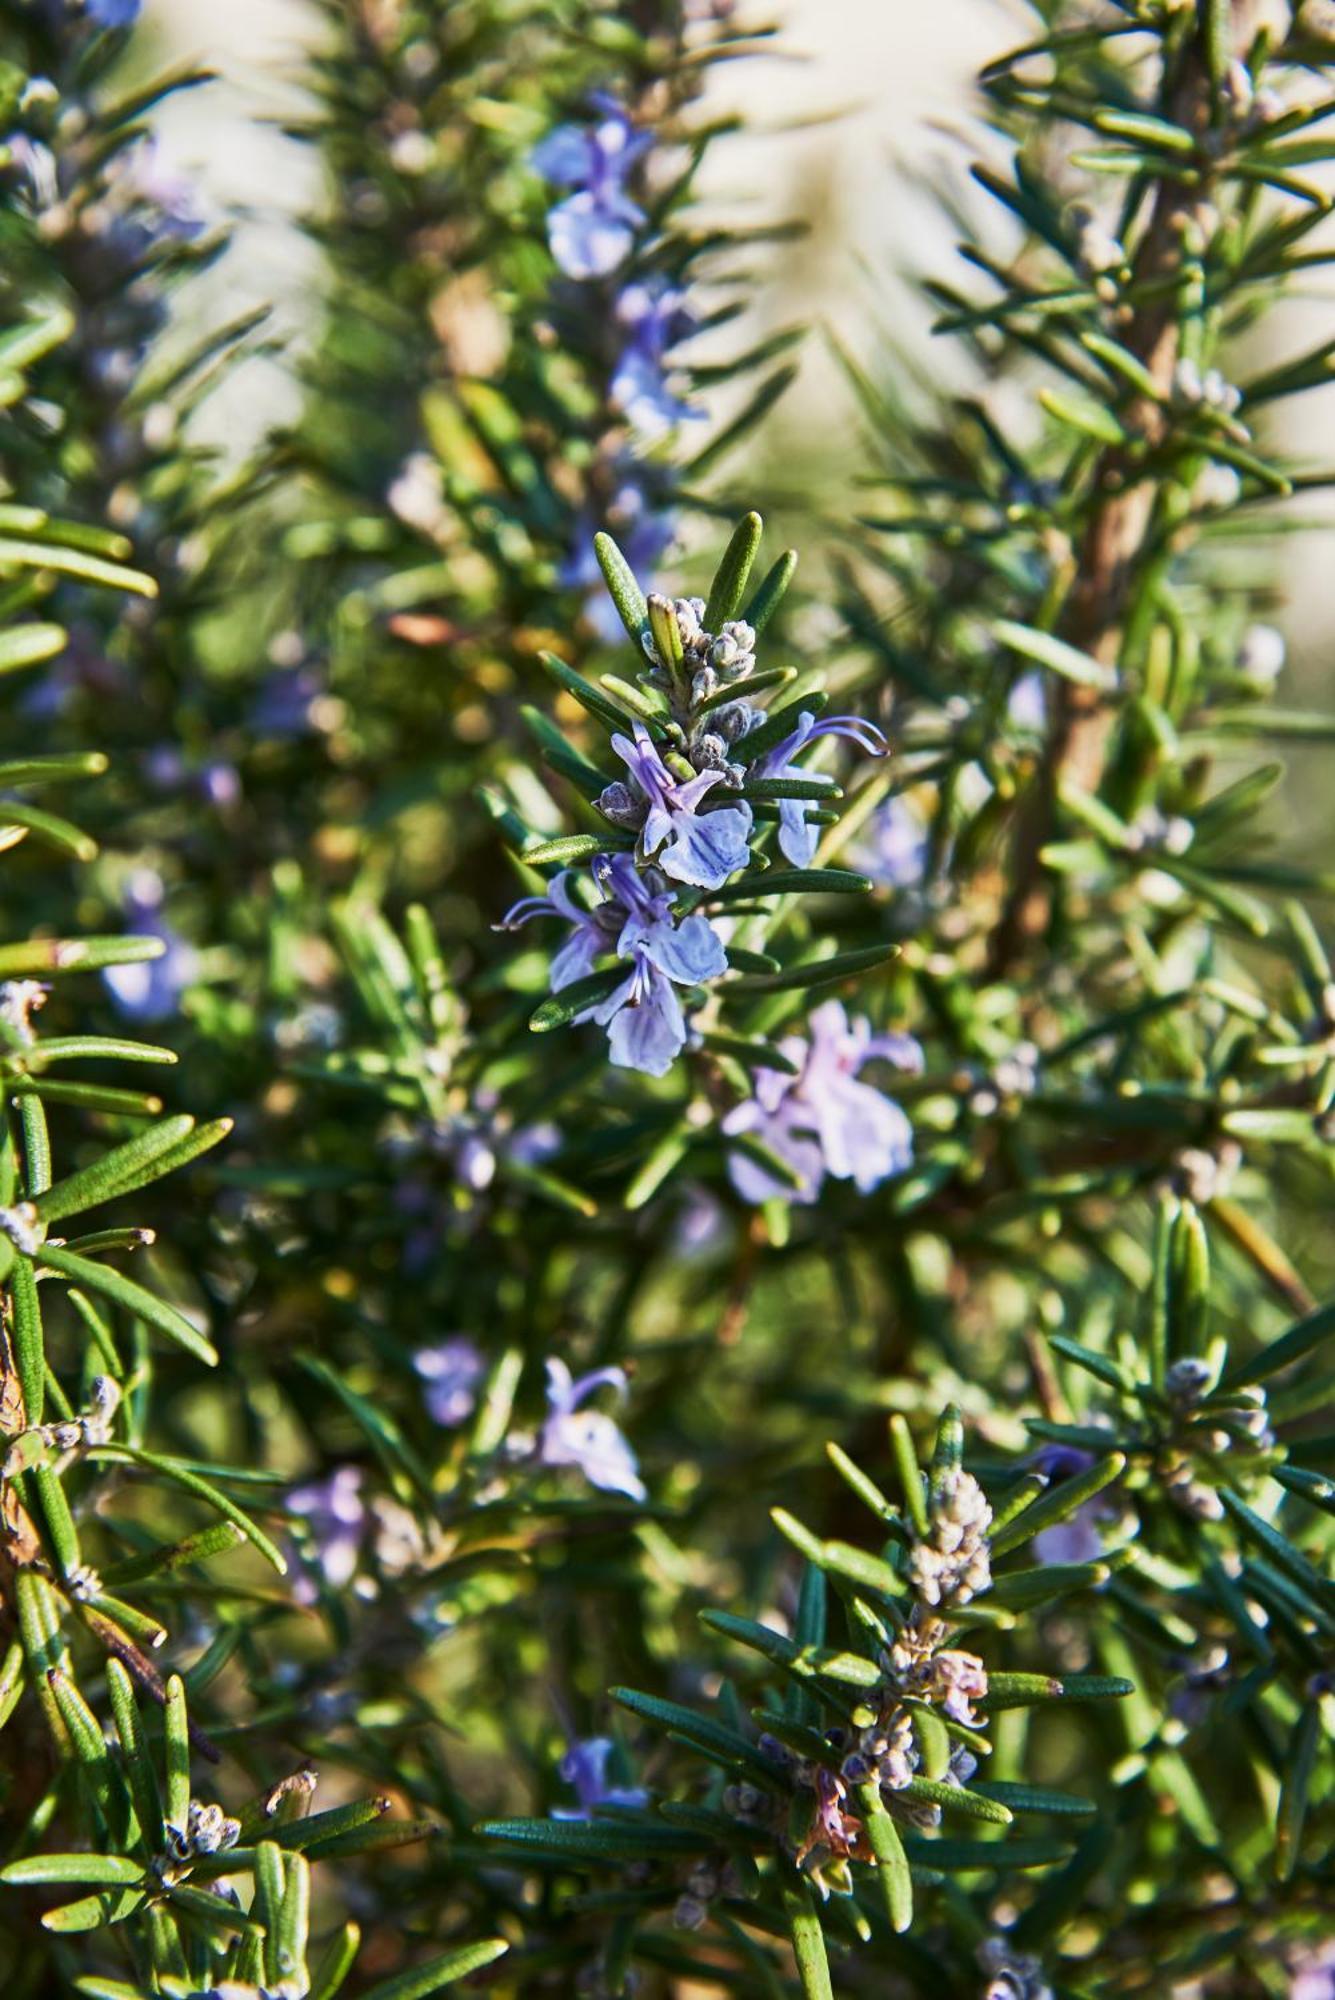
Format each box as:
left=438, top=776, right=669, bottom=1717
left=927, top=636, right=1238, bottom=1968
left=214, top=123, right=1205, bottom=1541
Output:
left=609, top=722, right=752, bottom=889
left=850, top=795, right=930, bottom=890
left=750, top=711, right=887, bottom=867
left=502, top=853, right=727, bottom=1077
left=611, top=280, right=700, bottom=438
left=555, top=1737, right=648, bottom=1818
left=1027, top=1444, right=1110, bottom=1566
left=85, top=0, right=142, bottom=25
left=539, top=1359, right=646, bottom=1501
left=532, top=100, right=650, bottom=279
left=287, top=1465, right=366, bottom=1604
left=723, top=1000, right=921, bottom=1204
left=250, top=661, right=325, bottom=739
left=103, top=870, right=198, bottom=1023
left=414, top=1337, right=485, bottom=1427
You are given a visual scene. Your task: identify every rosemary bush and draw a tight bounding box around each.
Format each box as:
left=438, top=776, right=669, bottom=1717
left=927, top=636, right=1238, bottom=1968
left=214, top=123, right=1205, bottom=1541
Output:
left=0, top=1, right=1332, bottom=1996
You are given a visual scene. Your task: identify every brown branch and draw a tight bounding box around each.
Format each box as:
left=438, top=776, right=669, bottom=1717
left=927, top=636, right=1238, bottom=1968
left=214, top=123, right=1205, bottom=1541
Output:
left=988, top=11, right=1243, bottom=977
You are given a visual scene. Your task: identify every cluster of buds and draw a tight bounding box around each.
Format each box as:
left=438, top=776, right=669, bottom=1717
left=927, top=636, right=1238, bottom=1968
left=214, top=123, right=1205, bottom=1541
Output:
left=1156, top=1359, right=1274, bottom=1521
left=1128, top=804, right=1194, bottom=858
left=887, top=1617, right=990, bottom=1726
left=61, top=1562, right=103, bottom=1603
left=908, top=1466, right=993, bottom=1608
left=4, top=1375, right=120, bottom=1477
left=1171, top=357, right=1243, bottom=418
left=164, top=1799, right=241, bottom=1864
left=642, top=595, right=757, bottom=700
left=979, top=1936, right=1054, bottom=2000
left=1070, top=203, right=1126, bottom=290
left=671, top=1852, right=741, bottom=1931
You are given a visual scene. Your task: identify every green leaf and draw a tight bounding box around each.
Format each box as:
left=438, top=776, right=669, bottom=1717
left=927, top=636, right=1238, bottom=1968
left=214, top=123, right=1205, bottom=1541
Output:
left=1, top=1854, right=144, bottom=1887
left=0, top=936, right=164, bottom=979
left=529, top=965, right=623, bottom=1032
left=1223, top=1298, right=1335, bottom=1390
left=477, top=1816, right=697, bottom=1862
left=711, top=867, right=872, bottom=902
left=35, top=1117, right=230, bottom=1223
left=1039, top=387, right=1128, bottom=445
left=984, top=1673, right=1133, bottom=1711
left=1219, top=1492, right=1333, bottom=1609
left=593, top=531, right=649, bottom=646
left=825, top=1441, right=895, bottom=1522
left=990, top=1453, right=1125, bottom=1558
left=356, top=1939, right=510, bottom=2000
left=993, top=619, right=1116, bottom=692
left=38, top=1247, right=218, bottom=1368
left=853, top=1781, right=913, bottom=1932
left=89, top=1446, right=286, bottom=1574
left=899, top=1776, right=1012, bottom=1824
left=782, top=1873, right=834, bottom=1999
left=41, top=1890, right=145, bottom=1933
left=538, top=650, right=636, bottom=732
left=610, top=1687, right=778, bottom=1780
left=0, top=537, right=155, bottom=597
left=704, top=512, right=765, bottom=630
left=744, top=550, right=798, bottom=635
left=889, top=1414, right=929, bottom=1537
left=106, top=1660, right=164, bottom=1854
left=985, top=1561, right=1110, bottom=1609
left=520, top=832, right=632, bottom=868
left=972, top=1782, right=1095, bottom=1817
left=1274, top=1701, right=1320, bottom=1883
left=726, top=944, right=897, bottom=994
left=297, top=1353, right=433, bottom=1499
left=309, top=1921, right=362, bottom=2000
left=521, top=704, right=613, bottom=793
left=164, top=1674, right=190, bottom=1830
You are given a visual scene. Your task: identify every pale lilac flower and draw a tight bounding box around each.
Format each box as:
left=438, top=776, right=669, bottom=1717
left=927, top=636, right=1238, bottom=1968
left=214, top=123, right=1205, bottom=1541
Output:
left=556, top=1737, right=648, bottom=1818
left=584, top=854, right=727, bottom=1074
left=1291, top=1940, right=1335, bottom=2000
left=850, top=795, right=930, bottom=890
left=288, top=1466, right=366, bottom=1604
left=539, top=1359, right=646, bottom=1501
left=86, top=0, right=142, bottom=23
left=1238, top=622, right=1285, bottom=685
left=723, top=1000, right=921, bottom=1204
left=1007, top=670, right=1047, bottom=733
left=611, top=281, right=700, bottom=438
left=1027, top=1444, right=1105, bottom=1566
left=501, top=854, right=727, bottom=1077
left=610, top=722, right=752, bottom=889
left=532, top=100, right=650, bottom=279
left=103, top=869, right=198, bottom=1022
left=116, top=136, right=205, bottom=240
left=414, top=1338, right=485, bottom=1427
left=750, top=711, right=886, bottom=867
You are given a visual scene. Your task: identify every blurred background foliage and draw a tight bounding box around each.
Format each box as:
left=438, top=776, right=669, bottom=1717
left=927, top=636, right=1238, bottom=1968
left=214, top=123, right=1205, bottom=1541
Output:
left=0, top=1, right=1332, bottom=1997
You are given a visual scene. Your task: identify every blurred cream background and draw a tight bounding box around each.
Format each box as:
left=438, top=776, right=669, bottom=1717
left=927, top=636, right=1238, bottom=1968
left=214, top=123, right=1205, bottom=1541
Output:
left=147, top=0, right=1003, bottom=438
left=146, top=0, right=1335, bottom=668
